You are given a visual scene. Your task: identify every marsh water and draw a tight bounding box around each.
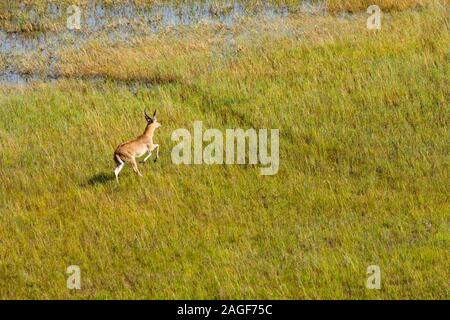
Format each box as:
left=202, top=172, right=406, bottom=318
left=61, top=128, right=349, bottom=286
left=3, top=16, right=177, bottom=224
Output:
left=0, top=1, right=334, bottom=86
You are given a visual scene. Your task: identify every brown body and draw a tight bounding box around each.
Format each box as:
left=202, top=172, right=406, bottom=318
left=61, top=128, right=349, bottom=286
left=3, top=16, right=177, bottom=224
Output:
left=114, top=110, right=160, bottom=182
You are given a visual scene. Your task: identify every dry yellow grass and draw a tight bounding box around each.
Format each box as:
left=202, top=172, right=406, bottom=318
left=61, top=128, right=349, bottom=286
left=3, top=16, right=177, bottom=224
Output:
left=57, top=36, right=211, bottom=84
left=55, top=5, right=437, bottom=83
left=0, top=0, right=437, bottom=33
left=4, top=0, right=433, bottom=11
left=0, top=54, right=5, bottom=71
left=326, top=0, right=430, bottom=12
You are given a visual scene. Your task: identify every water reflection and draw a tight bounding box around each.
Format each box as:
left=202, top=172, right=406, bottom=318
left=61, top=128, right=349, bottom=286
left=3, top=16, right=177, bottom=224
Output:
left=0, top=0, right=330, bottom=86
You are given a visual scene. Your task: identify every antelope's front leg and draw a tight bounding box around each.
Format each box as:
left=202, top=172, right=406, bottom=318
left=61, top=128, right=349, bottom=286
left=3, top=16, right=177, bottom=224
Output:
left=140, top=149, right=152, bottom=164
left=153, top=144, right=159, bottom=162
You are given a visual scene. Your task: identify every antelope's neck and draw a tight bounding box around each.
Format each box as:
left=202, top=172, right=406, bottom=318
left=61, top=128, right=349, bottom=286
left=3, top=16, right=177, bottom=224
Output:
left=143, top=124, right=157, bottom=143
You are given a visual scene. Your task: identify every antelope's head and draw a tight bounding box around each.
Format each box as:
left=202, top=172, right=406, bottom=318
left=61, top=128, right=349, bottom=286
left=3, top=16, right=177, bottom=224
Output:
left=144, top=108, right=161, bottom=129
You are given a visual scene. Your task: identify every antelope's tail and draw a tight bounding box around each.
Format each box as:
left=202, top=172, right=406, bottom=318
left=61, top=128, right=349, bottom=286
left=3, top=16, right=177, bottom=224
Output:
left=114, top=152, right=123, bottom=166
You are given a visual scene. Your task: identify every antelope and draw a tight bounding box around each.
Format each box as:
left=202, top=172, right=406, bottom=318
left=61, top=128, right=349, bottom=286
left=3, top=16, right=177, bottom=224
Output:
left=113, top=109, right=161, bottom=182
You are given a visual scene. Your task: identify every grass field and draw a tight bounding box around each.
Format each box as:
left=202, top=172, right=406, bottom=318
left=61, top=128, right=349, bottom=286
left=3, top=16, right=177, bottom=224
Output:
left=0, top=0, right=432, bottom=32
left=0, top=1, right=449, bottom=299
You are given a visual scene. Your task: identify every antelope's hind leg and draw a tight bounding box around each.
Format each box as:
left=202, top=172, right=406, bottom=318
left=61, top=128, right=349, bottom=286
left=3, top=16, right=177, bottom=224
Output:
left=130, top=158, right=143, bottom=177
left=114, top=156, right=125, bottom=183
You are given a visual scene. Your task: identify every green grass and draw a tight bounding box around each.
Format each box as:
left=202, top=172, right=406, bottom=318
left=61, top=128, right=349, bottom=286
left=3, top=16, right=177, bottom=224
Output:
left=0, top=2, right=449, bottom=299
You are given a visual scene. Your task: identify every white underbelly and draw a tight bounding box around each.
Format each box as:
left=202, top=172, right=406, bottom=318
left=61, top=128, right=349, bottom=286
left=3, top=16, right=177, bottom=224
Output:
left=135, top=149, right=147, bottom=158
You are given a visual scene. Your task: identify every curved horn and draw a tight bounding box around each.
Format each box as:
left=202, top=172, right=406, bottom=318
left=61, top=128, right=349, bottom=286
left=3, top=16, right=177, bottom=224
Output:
left=144, top=107, right=152, bottom=120
left=153, top=110, right=157, bottom=117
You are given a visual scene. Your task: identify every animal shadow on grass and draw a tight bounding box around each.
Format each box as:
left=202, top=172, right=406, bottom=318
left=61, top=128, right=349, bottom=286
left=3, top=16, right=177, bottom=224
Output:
left=84, top=172, right=115, bottom=187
